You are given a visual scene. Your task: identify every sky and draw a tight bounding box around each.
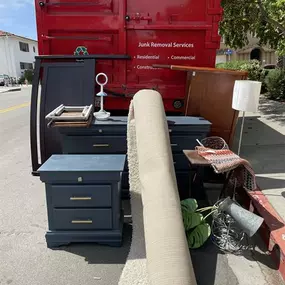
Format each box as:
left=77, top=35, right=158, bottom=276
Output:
left=0, top=0, right=37, bottom=40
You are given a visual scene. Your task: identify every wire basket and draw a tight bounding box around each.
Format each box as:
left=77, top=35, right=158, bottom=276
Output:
left=211, top=199, right=250, bottom=254
left=201, top=136, right=229, bottom=150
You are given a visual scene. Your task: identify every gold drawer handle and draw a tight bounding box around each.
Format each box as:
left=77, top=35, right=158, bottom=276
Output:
left=71, top=220, right=93, bottom=224
left=70, top=197, right=92, bottom=201
left=171, top=144, right=178, bottom=147
left=93, top=144, right=110, bottom=147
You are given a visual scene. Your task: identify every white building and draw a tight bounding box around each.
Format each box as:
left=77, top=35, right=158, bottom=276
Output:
left=0, top=31, right=38, bottom=79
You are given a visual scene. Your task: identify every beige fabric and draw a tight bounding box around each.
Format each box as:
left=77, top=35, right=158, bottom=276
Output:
left=118, top=100, right=149, bottom=285
left=119, top=89, right=197, bottom=285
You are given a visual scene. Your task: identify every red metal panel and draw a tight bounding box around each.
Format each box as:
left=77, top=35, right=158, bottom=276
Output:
left=35, top=0, right=222, bottom=112
left=127, top=0, right=208, bottom=23
left=239, top=188, right=285, bottom=282
left=44, top=0, right=117, bottom=13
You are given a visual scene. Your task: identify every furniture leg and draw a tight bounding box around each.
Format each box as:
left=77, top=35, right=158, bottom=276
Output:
left=191, top=166, right=207, bottom=200
left=219, top=169, right=234, bottom=199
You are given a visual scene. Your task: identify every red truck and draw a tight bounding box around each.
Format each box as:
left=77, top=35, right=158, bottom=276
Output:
left=35, top=0, right=222, bottom=112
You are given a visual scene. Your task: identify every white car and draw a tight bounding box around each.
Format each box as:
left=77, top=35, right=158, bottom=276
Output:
left=0, top=74, right=10, bottom=86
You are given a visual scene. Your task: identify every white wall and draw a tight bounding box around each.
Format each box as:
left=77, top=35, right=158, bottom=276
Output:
left=0, top=37, right=13, bottom=76
left=215, top=55, right=227, bottom=65
left=0, top=36, right=38, bottom=78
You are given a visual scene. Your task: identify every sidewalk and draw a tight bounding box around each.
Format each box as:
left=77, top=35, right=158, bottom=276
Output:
left=233, top=95, right=285, bottom=280
left=234, top=96, right=285, bottom=221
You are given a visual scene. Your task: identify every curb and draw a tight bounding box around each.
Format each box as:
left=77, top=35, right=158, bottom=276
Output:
left=0, top=87, right=21, bottom=93
left=241, top=188, right=285, bottom=281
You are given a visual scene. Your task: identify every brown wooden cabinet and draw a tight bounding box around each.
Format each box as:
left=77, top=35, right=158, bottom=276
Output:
left=152, top=64, right=248, bottom=147
left=184, top=70, right=247, bottom=147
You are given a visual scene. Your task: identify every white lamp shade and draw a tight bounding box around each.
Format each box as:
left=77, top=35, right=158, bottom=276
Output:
left=232, top=80, right=262, bottom=112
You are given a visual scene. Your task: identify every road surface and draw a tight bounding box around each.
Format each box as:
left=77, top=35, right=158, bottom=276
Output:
left=0, top=87, right=283, bottom=285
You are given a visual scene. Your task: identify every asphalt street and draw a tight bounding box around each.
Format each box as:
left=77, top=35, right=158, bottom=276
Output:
left=0, top=87, right=283, bottom=285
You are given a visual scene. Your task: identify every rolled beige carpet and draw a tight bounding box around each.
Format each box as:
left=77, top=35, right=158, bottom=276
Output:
left=118, top=99, right=149, bottom=285
left=119, top=90, right=197, bottom=285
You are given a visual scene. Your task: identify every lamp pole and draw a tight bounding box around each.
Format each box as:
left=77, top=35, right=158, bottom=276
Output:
left=237, top=111, right=245, bottom=156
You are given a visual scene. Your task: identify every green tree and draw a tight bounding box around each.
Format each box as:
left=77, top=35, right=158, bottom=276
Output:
left=220, top=0, right=285, bottom=55
left=24, top=69, right=34, bottom=84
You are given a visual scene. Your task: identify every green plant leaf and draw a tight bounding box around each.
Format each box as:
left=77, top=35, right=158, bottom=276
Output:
left=186, top=223, right=211, bottom=249
left=181, top=209, right=203, bottom=231
left=181, top=199, right=198, bottom=213
left=220, top=0, right=285, bottom=55
left=265, top=68, right=285, bottom=100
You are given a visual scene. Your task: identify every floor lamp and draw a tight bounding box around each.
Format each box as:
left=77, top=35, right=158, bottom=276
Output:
left=232, top=80, right=262, bottom=156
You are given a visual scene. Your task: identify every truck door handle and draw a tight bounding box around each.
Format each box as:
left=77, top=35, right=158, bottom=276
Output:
left=125, top=14, right=152, bottom=23
left=140, top=16, right=152, bottom=21
left=93, top=144, right=110, bottom=147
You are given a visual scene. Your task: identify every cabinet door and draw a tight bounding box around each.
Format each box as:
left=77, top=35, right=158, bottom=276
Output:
left=36, top=0, right=127, bottom=86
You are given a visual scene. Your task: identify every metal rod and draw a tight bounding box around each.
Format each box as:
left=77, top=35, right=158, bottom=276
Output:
left=45, top=104, right=63, bottom=119
left=36, top=54, right=131, bottom=60
left=238, top=111, right=245, bottom=156
left=100, top=96, right=104, bottom=112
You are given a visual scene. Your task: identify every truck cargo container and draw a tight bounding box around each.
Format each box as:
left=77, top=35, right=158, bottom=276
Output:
left=35, top=0, right=222, bottom=112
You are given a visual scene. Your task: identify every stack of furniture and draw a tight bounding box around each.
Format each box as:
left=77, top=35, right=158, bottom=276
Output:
left=38, top=154, right=126, bottom=248
left=58, top=116, right=211, bottom=200
left=38, top=115, right=210, bottom=248
left=37, top=101, right=211, bottom=248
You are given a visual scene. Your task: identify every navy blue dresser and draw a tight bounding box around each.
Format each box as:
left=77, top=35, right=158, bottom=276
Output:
left=38, top=154, right=126, bottom=248
left=59, top=116, right=211, bottom=199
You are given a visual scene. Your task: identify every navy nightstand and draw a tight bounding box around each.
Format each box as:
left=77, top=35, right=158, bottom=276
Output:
left=38, top=154, right=126, bottom=248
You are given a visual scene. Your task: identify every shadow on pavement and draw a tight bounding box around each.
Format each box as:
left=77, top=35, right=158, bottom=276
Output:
left=258, top=97, right=285, bottom=125
left=242, top=234, right=280, bottom=270
left=233, top=116, right=285, bottom=150
left=61, top=223, right=132, bottom=264
left=190, top=241, right=224, bottom=285
left=191, top=231, right=281, bottom=285
left=60, top=199, right=133, bottom=264
left=255, top=176, right=285, bottom=191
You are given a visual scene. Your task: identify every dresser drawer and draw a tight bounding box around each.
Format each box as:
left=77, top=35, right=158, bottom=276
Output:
left=60, top=125, right=127, bottom=136
left=52, top=209, right=112, bottom=230
left=62, top=136, right=127, bottom=154
left=49, top=185, right=111, bottom=208
left=176, top=171, right=193, bottom=200
left=170, top=135, right=204, bottom=153
left=173, top=154, right=190, bottom=170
